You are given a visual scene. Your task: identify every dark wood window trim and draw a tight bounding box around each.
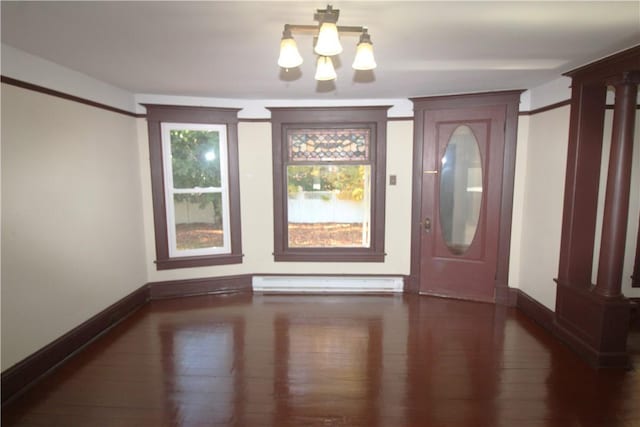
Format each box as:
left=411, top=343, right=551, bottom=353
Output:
left=268, top=106, right=389, bottom=262
left=144, top=104, right=243, bottom=269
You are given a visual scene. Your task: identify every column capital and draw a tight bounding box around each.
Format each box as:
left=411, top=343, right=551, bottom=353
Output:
left=605, top=71, right=640, bottom=87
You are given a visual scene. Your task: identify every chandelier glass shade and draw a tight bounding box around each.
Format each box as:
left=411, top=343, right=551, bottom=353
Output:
left=314, top=22, right=343, bottom=56
left=278, top=29, right=304, bottom=69
left=314, top=56, right=337, bottom=81
left=352, top=29, right=377, bottom=71
left=278, top=5, right=376, bottom=81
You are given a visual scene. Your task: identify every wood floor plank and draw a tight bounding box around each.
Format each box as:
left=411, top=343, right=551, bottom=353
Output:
left=3, top=293, right=639, bottom=426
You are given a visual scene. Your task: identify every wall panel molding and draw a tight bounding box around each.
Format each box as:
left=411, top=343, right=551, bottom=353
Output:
left=1, top=76, right=144, bottom=118
left=9, top=74, right=633, bottom=123
left=518, top=100, right=571, bottom=116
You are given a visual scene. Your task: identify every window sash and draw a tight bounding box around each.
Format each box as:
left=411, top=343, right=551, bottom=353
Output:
left=283, top=126, right=375, bottom=250
left=161, top=122, right=231, bottom=258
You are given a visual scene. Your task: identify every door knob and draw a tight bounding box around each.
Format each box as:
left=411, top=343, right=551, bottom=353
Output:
left=423, top=217, right=431, bottom=232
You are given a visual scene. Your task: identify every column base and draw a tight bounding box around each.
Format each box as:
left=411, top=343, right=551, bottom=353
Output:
left=555, top=281, right=631, bottom=368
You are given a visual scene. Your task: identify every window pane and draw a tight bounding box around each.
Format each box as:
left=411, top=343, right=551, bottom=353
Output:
left=287, top=165, right=371, bottom=248
left=439, top=125, right=483, bottom=255
left=170, top=130, right=221, bottom=188
left=174, top=193, right=224, bottom=250
left=288, top=128, right=370, bottom=162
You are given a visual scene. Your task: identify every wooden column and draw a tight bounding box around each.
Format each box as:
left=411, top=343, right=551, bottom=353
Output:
left=554, top=46, right=639, bottom=368
left=556, top=83, right=606, bottom=287
left=594, top=73, right=639, bottom=298
left=632, top=216, right=640, bottom=287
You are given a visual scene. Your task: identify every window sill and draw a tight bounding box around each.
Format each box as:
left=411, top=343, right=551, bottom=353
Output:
left=274, top=251, right=385, bottom=263
left=156, top=253, right=243, bottom=270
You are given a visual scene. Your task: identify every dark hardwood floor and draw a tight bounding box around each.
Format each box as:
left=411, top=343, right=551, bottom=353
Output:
left=3, top=293, right=639, bottom=426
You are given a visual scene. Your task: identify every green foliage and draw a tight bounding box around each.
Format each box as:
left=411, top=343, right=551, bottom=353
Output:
left=287, top=183, right=301, bottom=198
left=287, top=165, right=368, bottom=201
left=170, top=130, right=223, bottom=225
left=171, top=130, right=221, bottom=188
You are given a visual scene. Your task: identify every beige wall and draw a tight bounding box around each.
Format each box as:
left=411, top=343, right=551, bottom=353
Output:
left=507, top=115, right=530, bottom=289
left=510, top=106, right=570, bottom=309
left=140, top=120, right=414, bottom=283
left=1, top=85, right=147, bottom=370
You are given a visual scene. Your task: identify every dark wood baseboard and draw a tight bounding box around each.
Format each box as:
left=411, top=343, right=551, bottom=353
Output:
left=553, top=317, right=629, bottom=368
left=495, top=286, right=518, bottom=307
left=1, top=285, right=149, bottom=406
left=502, top=288, right=635, bottom=368
left=1, top=274, right=256, bottom=406
left=148, top=274, right=253, bottom=299
left=401, top=275, right=412, bottom=292
left=555, top=283, right=631, bottom=368
left=403, top=275, right=419, bottom=294
left=515, top=289, right=556, bottom=333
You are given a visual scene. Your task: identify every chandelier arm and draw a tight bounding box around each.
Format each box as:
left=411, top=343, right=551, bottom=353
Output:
left=336, top=25, right=365, bottom=34
left=285, top=24, right=319, bottom=33
left=285, top=24, right=366, bottom=35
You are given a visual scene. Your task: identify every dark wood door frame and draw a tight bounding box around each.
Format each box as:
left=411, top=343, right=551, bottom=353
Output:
left=632, top=214, right=640, bottom=288
left=408, top=91, right=523, bottom=306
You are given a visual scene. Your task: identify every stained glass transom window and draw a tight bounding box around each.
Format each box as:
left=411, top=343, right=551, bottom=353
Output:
left=288, top=128, right=370, bottom=162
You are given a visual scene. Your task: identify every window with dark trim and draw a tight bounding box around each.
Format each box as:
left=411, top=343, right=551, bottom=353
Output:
left=145, top=105, right=243, bottom=270
left=269, top=107, right=389, bottom=262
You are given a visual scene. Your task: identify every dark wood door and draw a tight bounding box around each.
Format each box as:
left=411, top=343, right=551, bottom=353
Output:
left=419, top=106, right=506, bottom=302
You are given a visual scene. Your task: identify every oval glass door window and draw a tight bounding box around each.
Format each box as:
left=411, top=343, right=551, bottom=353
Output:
left=439, top=125, right=483, bottom=255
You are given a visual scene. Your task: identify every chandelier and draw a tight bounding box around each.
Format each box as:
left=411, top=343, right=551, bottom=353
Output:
left=277, top=5, right=377, bottom=81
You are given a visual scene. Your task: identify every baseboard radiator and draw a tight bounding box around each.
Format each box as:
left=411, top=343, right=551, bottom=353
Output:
left=252, top=276, right=404, bottom=293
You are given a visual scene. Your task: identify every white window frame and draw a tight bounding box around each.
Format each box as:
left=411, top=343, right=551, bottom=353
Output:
left=161, top=122, right=231, bottom=258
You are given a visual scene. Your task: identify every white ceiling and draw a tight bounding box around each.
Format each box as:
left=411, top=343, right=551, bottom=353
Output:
left=1, top=1, right=639, bottom=100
